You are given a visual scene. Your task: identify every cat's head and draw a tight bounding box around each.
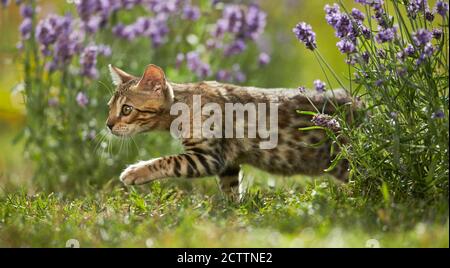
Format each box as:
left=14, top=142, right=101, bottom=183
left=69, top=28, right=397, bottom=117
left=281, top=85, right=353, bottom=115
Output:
left=106, top=64, right=174, bottom=137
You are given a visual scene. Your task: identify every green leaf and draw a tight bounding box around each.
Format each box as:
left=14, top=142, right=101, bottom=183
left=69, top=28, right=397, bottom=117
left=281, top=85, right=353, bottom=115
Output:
left=296, top=110, right=317, bottom=116
left=298, top=126, right=325, bottom=131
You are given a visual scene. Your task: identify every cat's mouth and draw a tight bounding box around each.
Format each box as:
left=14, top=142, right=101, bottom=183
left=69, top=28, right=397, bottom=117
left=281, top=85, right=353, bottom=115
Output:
left=110, top=125, right=139, bottom=137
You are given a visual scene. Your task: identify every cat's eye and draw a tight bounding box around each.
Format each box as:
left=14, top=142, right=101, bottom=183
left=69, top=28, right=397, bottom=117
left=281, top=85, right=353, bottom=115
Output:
left=121, top=105, right=133, bottom=116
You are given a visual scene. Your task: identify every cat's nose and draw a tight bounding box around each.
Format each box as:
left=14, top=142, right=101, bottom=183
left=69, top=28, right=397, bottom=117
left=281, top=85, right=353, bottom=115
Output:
left=106, top=122, right=114, bottom=130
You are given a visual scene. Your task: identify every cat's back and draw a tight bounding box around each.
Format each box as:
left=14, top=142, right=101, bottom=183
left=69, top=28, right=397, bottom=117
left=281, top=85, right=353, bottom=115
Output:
left=188, top=81, right=353, bottom=115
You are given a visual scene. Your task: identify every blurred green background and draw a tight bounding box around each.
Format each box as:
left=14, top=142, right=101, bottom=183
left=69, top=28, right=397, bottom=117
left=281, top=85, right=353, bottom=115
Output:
left=0, top=0, right=357, bottom=183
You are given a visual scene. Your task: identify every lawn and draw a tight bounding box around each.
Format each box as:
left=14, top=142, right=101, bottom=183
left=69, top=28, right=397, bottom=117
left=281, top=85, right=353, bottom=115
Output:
left=1, top=168, right=448, bottom=247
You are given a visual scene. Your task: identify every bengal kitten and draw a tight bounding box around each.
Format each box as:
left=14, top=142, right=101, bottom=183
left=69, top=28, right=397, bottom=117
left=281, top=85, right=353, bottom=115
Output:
left=106, top=64, right=356, bottom=201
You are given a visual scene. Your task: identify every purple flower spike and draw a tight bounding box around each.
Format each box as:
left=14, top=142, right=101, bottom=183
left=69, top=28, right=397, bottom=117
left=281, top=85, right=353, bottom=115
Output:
left=407, top=0, right=429, bottom=19
left=20, top=4, right=33, bottom=18
left=186, top=51, right=212, bottom=79
left=19, top=18, right=33, bottom=40
left=336, top=39, right=356, bottom=54
left=432, top=28, right=443, bottom=39
left=80, top=45, right=99, bottom=79
left=183, top=5, right=201, bottom=21
left=404, top=44, right=415, bottom=56
left=351, top=8, right=365, bottom=22
left=413, top=29, right=433, bottom=46
left=224, top=39, right=246, bottom=56
left=1, top=0, right=10, bottom=8
left=311, top=113, right=341, bottom=132
left=216, top=69, right=231, bottom=82
left=258, top=52, right=270, bottom=66
left=76, top=92, right=89, bottom=108
left=293, top=22, right=317, bottom=50
left=431, top=110, right=445, bottom=119
left=375, top=27, right=396, bottom=43
left=313, top=79, right=326, bottom=93
left=434, top=1, right=449, bottom=17
left=298, top=86, right=306, bottom=93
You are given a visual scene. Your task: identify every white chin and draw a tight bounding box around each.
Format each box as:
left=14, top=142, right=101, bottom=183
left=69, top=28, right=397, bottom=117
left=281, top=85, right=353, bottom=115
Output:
left=112, top=130, right=134, bottom=137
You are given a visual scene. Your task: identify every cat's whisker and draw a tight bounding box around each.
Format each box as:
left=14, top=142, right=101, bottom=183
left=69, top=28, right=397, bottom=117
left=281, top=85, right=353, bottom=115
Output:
left=93, top=129, right=108, bottom=155
left=98, top=80, right=114, bottom=96
left=130, top=136, right=140, bottom=154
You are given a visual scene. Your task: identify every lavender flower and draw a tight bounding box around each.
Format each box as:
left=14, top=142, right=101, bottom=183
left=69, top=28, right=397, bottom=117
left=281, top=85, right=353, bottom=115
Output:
left=258, top=52, right=270, bottom=66
left=298, top=86, right=306, bottom=93
left=224, top=39, right=246, bottom=56
left=1, top=0, right=9, bottom=7
left=212, top=19, right=228, bottom=38
left=425, top=10, right=435, bottom=22
left=186, top=51, right=211, bottom=78
left=223, top=5, right=243, bottom=34
left=346, top=55, right=357, bottom=65
left=375, top=27, right=396, bottom=43
left=313, top=79, right=326, bottom=92
left=19, top=18, right=32, bottom=40
left=35, top=15, right=62, bottom=48
left=234, top=71, right=246, bottom=83
left=413, top=29, right=433, bottom=46
left=76, top=92, right=89, bottom=107
left=422, top=42, right=435, bottom=58
left=183, top=5, right=201, bottom=21
left=336, top=39, right=356, bottom=54
left=311, top=113, right=341, bottom=132
left=148, top=0, right=180, bottom=14
left=112, top=15, right=169, bottom=48
left=212, top=4, right=266, bottom=41
left=35, top=14, right=83, bottom=69
left=361, top=26, right=372, bottom=39
left=293, top=22, right=317, bottom=50
left=80, top=45, right=99, bottom=79
left=351, top=8, right=365, bottom=22
left=407, top=0, right=429, bottom=19
left=373, top=4, right=392, bottom=29
left=361, top=51, right=370, bottom=63
left=432, top=28, right=443, bottom=39
left=431, top=110, right=445, bottom=119
left=396, top=51, right=405, bottom=62
left=216, top=70, right=231, bottom=81
left=245, top=4, right=267, bottom=40
left=404, top=44, right=415, bottom=56
left=325, top=4, right=340, bottom=25
left=324, top=5, right=357, bottom=40
left=434, top=1, right=449, bottom=17
left=355, top=0, right=385, bottom=6
left=335, top=14, right=354, bottom=39
left=20, top=4, right=33, bottom=18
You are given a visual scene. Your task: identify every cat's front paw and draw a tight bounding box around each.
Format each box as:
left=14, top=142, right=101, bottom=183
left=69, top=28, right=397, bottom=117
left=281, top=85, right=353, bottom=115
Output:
left=120, top=161, right=153, bottom=185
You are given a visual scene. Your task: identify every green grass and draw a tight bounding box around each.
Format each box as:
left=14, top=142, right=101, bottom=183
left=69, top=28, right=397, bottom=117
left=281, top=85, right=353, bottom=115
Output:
left=0, top=168, right=448, bottom=247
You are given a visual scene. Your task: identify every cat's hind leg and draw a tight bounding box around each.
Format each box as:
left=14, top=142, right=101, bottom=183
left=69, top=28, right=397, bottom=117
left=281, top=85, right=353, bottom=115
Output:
left=218, top=166, right=242, bottom=202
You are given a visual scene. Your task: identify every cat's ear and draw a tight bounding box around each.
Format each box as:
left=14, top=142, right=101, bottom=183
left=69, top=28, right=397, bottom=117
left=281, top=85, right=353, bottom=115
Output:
left=108, top=64, right=136, bottom=86
left=136, top=64, right=166, bottom=92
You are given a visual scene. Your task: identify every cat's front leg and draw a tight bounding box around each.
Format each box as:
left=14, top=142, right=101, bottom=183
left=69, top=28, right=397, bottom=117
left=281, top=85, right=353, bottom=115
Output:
left=120, top=159, right=163, bottom=185
left=120, top=153, right=225, bottom=185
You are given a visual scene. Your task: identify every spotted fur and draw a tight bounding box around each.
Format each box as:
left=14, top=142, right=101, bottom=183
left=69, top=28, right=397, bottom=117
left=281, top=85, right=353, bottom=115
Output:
left=107, top=64, right=358, bottom=201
